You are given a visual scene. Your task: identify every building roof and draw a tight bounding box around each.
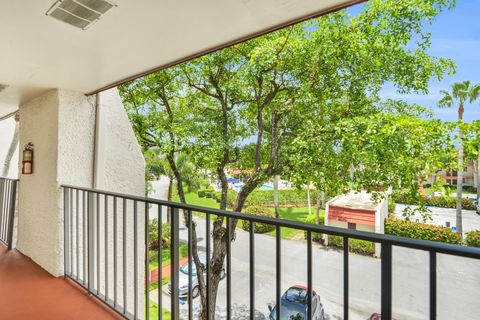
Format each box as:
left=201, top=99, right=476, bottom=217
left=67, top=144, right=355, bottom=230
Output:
left=329, top=191, right=381, bottom=211
left=0, top=0, right=363, bottom=117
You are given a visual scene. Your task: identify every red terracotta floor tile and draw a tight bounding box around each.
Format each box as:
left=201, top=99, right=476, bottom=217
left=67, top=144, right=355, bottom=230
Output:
left=0, top=244, right=123, bottom=320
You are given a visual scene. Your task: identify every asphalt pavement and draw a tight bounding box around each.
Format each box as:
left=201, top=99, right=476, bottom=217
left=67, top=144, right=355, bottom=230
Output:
left=153, top=214, right=480, bottom=320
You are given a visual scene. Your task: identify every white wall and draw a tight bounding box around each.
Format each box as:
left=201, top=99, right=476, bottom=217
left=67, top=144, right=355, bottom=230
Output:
left=0, top=117, right=19, bottom=178
left=16, top=88, right=145, bottom=318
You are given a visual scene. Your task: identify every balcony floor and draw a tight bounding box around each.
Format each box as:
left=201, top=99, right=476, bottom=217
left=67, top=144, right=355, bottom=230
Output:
left=0, top=244, right=122, bottom=320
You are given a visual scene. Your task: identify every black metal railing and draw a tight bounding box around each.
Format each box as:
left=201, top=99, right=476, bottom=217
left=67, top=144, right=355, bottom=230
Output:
left=62, top=185, right=480, bottom=320
left=0, top=177, right=18, bottom=250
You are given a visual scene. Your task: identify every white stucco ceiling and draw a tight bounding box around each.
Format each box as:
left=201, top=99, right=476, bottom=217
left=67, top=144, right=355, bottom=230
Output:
left=0, top=0, right=363, bottom=116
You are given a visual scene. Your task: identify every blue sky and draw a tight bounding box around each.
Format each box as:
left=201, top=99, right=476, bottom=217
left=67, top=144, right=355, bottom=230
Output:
left=351, top=1, right=480, bottom=122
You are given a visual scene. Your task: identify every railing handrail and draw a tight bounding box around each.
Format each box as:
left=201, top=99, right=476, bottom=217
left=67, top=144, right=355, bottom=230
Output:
left=61, top=184, right=480, bottom=260
left=0, top=177, right=19, bottom=181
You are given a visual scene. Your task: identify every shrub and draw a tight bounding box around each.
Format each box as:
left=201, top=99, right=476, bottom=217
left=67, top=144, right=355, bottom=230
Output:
left=241, top=206, right=275, bottom=233
left=385, top=216, right=461, bottom=244
left=201, top=179, right=210, bottom=189
left=304, top=214, right=324, bottom=241
left=465, top=231, right=480, bottom=247
left=197, top=189, right=206, bottom=198
left=205, top=191, right=213, bottom=198
left=388, top=196, right=396, bottom=213
left=328, top=235, right=375, bottom=255
left=214, top=190, right=237, bottom=208
left=392, top=190, right=475, bottom=210
left=148, top=220, right=171, bottom=250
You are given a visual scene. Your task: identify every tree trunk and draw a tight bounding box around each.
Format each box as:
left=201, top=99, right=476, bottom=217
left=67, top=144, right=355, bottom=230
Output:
left=456, top=105, right=464, bottom=237
left=1, top=115, right=19, bottom=178
left=274, top=175, right=279, bottom=218
left=307, top=183, right=312, bottom=215
left=315, top=190, right=321, bottom=224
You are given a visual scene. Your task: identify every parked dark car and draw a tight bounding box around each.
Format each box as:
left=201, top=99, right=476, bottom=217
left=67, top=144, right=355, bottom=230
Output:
left=268, top=285, right=325, bottom=320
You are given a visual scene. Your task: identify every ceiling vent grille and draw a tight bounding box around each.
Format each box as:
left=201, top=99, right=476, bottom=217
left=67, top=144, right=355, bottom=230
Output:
left=46, top=0, right=116, bottom=30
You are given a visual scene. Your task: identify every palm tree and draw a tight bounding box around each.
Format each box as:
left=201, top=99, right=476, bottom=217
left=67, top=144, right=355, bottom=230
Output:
left=438, top=81, right=480, bottom=236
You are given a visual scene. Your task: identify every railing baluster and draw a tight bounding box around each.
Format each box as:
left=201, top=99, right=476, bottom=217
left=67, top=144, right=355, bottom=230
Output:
left=123, top=198, right=127, bottom=314
left=307, top=231, right=312, bottom=320
left=105, top=195, right=109, bottom=301
left=381, top=243, right=392, bottom=320
left=171, top=206, right=180, bottom=319
left=276, top=225, right=281, bottom=320
left=206, top=213, right=211, bottom=320
left=83, top=191, right=87, bottom=286
left=114, top=196, right=118, bottom=309
left=134, top=200, right=138, bottom=319
left=158, top=205, right=162, bottom=320
left=76, top=189, right=79, bottom=279
left=88, top=191, right=94, bottom=294
left=188, top=210, right=193, bottom=320
left=96, top=193, right=100, bottom=295
left=0, top=179, right=4, bottom=242
left=226, top=217, right=232, bottom=320
left=145, top=201, right=150, bottom=320
left=64, top=187, right=70, bottom=275
left=70, top=188, right=73, bottom=277
left=343, top=237, right=349, bottom=320
left=430, top=251, right=437, bottom=320
left=250, top=221, right=255, bottom=320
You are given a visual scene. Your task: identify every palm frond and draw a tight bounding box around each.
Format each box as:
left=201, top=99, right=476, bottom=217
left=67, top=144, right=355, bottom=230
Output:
left=437, top=90, right=453, bottom=108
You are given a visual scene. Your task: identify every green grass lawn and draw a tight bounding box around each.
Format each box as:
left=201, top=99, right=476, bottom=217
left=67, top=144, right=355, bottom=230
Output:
left=149, top=243, right=189, bottom=270
left=173, top=191, right=324, bottom=240
left=147, top=302, right=171, bottom=319
left=266, top=206, right=325, bottom=239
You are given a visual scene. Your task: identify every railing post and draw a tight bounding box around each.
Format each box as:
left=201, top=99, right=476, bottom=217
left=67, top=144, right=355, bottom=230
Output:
left=64, top=187, right=70, bottom=275
left=171, top=207, right=180, bottom=319
left=87, top=191, right=95, bottom=294
left=6, top=179, right=17, bottom=250
left=381, top=243, right=392, bottom=320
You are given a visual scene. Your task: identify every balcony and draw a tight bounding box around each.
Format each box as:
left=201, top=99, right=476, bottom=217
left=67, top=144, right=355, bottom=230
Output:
left=1, top=176, right=480, bottom=319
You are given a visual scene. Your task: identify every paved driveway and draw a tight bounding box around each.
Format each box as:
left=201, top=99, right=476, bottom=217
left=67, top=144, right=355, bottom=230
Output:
left=155, top=215, right=480, bottom=320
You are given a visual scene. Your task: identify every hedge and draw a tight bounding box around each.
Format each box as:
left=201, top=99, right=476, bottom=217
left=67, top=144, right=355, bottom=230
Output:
left=215, top=189, right=313, bottom=207
left=385, top=216, right=462, bottom=244
left=197, top=189, right=206, bottom=198
left=205, top=191, right=214, bottom=198
left=392, top=191, right=475, bottom=210
left=304, top=214, right=324, bottom=241
left=241, top=206, right=276, bottom=233
left=465, top=231, right=480, bottom=247
left=328, top=235, right=375, bottom=256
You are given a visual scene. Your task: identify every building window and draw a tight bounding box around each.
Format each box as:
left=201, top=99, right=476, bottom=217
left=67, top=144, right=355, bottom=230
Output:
left=348, top=222, right=356, bottom=230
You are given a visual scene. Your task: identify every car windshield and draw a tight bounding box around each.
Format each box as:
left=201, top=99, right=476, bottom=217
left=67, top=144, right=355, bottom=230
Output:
left=179, top=262, right=197, bottom=276
left=284, top=287, right=307, bottom=304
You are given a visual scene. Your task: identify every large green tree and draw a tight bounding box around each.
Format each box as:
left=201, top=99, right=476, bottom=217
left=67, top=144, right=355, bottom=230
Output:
left=438, top=80, right=480, bottom=235
left=121, top=0, right=457, bottom=317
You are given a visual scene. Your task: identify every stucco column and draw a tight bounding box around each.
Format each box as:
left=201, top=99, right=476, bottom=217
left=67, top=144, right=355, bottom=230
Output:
left=15, top=88, right=145, bottom=317
left=16, top=89, right=96, bottom=276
